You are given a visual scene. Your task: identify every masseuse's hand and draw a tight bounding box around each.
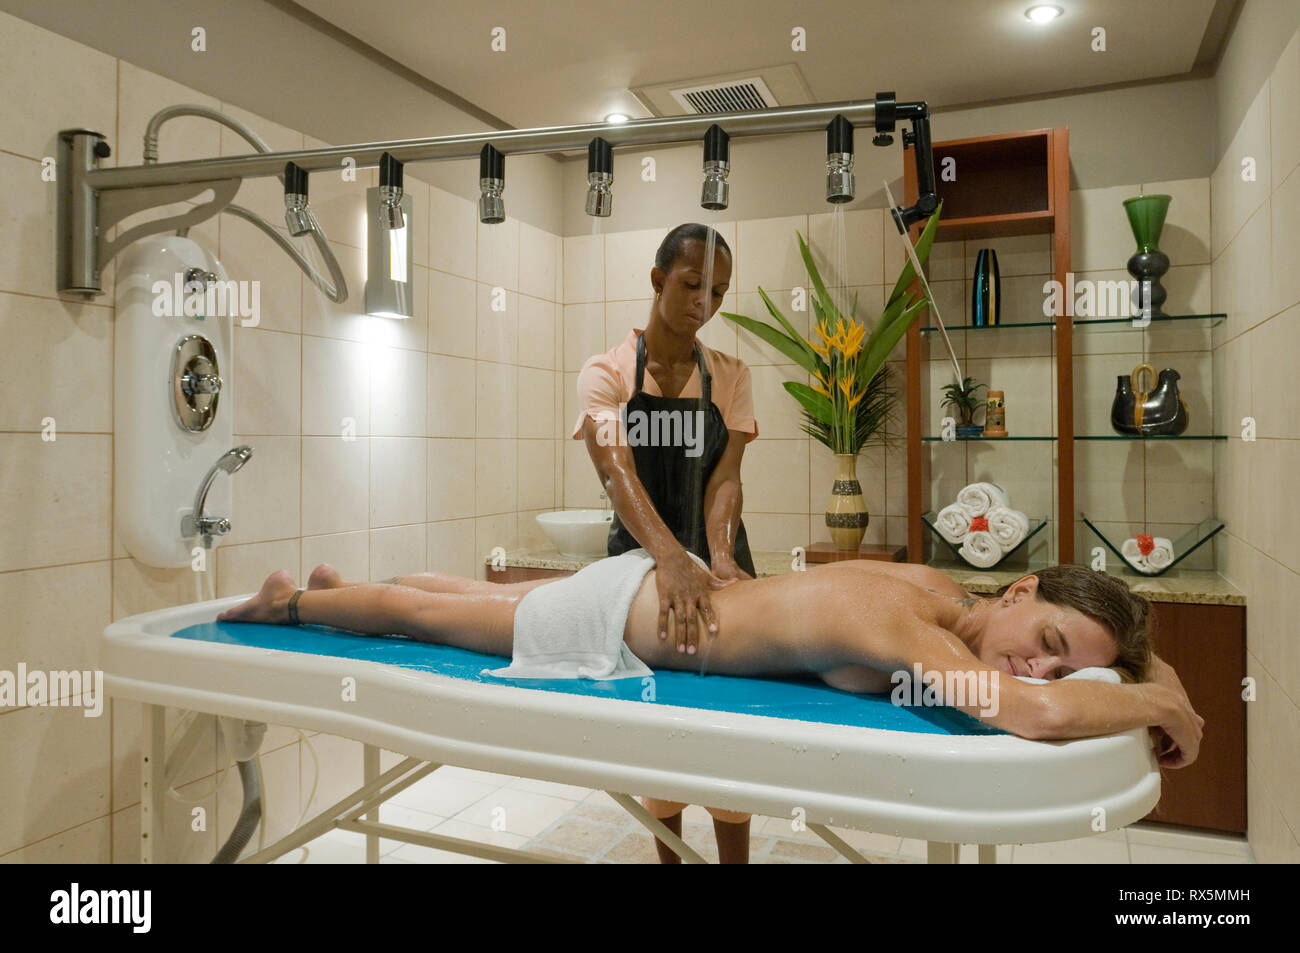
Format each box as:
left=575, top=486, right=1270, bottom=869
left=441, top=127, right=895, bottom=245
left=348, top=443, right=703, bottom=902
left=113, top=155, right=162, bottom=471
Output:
left=710, top=556, right=753, bottom=584
left=1148, top=683, right=1205, bottom=769
left=654, top=549, right=727, bottom=656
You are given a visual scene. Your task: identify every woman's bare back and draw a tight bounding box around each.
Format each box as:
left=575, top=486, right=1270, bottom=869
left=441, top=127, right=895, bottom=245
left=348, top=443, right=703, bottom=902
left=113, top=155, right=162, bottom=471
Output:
left=622, top=560, right=965, bottom=691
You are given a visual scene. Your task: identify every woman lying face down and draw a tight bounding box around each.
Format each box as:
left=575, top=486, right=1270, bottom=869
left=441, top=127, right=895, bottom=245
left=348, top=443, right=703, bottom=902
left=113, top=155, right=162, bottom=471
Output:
left=218, top=557, right=1203, bottom=768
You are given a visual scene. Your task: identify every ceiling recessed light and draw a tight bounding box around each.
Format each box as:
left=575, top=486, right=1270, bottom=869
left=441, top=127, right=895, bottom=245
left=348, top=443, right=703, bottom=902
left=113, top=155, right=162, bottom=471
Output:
left=1026, top=4, right=1063, bottom=22
left=604, top=113, right=629, bottom=124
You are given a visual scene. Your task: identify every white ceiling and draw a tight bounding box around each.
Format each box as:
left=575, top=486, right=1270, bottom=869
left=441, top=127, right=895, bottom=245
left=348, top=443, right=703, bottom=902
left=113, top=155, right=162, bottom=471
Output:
left=294, top=0, right=1228, bottom=127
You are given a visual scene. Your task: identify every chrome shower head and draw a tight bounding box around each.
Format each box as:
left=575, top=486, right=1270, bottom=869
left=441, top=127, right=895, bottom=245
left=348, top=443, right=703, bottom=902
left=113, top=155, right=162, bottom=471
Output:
left=585, top=137, right=613, bottom=217
left=216, top=445, right=254, bottom=474
left=283, top=162, right=318, bottom=237
left=700, top=124, right=730, bottom=211
left=479, top=143, right=505, bottom=224
left=378, top=152, right=405, bottom=229
left=826, top=114, right=855, bottom=204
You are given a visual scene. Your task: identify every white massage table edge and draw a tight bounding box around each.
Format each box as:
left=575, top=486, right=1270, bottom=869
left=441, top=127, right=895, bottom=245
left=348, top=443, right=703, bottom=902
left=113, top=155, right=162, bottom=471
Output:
left=104, top=594, right=1161, bottom=850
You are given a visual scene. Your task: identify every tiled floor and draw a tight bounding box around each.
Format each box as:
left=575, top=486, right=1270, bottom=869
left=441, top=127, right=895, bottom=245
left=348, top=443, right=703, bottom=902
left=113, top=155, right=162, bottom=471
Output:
left=270, top=766, right=1256, bottom=864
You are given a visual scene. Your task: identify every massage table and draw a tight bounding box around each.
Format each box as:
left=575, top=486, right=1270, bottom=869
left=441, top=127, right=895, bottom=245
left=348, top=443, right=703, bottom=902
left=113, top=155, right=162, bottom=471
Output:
left=103, top=595, right=1161, bottom=864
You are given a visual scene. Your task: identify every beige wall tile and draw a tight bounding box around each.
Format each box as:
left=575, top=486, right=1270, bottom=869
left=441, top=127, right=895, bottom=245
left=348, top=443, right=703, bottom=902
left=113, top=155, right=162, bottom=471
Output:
left=426, top=519, right=478, bottom=578
left=517, top=439, right=556, bottom=511
left=2, top=561, right=108, bottom=675
left=1271, top=30, right=1300, bottom=193
left=428, top=269, right=477, bottom=358
left=0, top=704, right=110, bottom=855
left=517, top=367, right=555, bottom=438
left=563, top=234, right=604, bottom=304
left=563, top=302, right=605, bottom=372
left=113, top=556, right=206, bottom=621
left=217, top=215, right=303, bottom=335
left=1070, top=184, right=1136, bottom=272
left=300, top=436, right=369, bottom=536
left=370, top=436, right=426, bottom=528
left=234, top=326, right=302, bottom=435
left=605, top=227, right=665, bottom=301
left=475, top=438, right=517, bottom=515
left=0, top=152, right=63, bottom=298
left=216, top=537, right=299, bottom=597
left=0, top=293, right=111, bottom=432
left=299, top=531, right=367, bottom=585
left=477, top=216, right=519, bottom=292
left=370, top=344, right=427, bottom=437
left=518, top=221, right=558, bottom=302
left=428, top=438, right=476, bottom=520
left=517, top=295, right=556, bottom=369
left=0, top=11, right=116, bottom=162
left=810, top=208, right=885, bottom=286
left=735, top=215, right=809, bottom=295
left=0, top=433, right=110, bottom=572
left=1211, top=82, right=1271, bottom=260
left=369, top=524, right=426, bottom=579
left=476, top=361, right=517, bottom=438
left=563, top=438, right=601, bottom=508
left=117, top=62, right=219, bottom=167
left=300, top=334, right=366, bottom=437
left=743, top=437, right=809, bottom=514
left=476, top=284, right=518, bottom=364
left=427, top=354, right=476, bottom=437
left=226, top=434, right=299, bottom=545
left=429, top=187, right=477, bottom=281
left=1269, top=167, right=1300, bottom=320
left=300, top=243, right=369, bottom=342
left=2, top=814, right=110, bottom=863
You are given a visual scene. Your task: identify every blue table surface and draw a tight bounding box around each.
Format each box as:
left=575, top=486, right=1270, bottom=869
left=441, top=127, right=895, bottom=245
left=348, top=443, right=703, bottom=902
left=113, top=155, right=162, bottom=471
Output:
left=172, top=621, right=1004, bottom=736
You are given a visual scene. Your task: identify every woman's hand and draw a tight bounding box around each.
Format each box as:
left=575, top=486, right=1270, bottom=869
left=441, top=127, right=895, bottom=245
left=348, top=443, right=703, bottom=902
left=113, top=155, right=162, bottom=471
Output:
left=1148, top=683, right=1205, bottom=769
left=654, top=550, right=729, bottom=656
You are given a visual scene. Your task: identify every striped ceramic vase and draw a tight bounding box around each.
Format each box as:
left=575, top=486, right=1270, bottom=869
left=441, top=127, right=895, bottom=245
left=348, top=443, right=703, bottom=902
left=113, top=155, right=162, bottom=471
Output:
left=826, top=453, right=868, bottom=550
left=972, top=248, right=1001, bottom=326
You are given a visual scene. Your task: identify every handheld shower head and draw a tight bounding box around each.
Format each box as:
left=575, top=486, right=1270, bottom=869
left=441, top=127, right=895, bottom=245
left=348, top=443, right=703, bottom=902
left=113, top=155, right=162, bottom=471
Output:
left=217, top=445, right=254, bottom=474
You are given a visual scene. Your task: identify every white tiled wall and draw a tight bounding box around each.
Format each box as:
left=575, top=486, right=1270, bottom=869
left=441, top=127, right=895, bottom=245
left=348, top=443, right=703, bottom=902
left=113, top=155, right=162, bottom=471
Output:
left=0, top=10, right=562, bottom=862
left=1210, top=26, right=1300, bottom=865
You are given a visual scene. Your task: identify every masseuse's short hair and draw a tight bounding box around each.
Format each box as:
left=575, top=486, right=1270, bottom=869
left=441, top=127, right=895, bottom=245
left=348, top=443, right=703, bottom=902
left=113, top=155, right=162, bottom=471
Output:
left=996, top=565, right=1153, bottom=683
left=655, top=223, right=733, bottom=275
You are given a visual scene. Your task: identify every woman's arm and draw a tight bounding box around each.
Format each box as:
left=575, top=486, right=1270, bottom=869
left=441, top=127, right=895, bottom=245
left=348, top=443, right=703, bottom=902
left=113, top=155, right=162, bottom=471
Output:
left=860, top=616, right=1202, bottom=766
left=703, top=429, right=749, bottom=576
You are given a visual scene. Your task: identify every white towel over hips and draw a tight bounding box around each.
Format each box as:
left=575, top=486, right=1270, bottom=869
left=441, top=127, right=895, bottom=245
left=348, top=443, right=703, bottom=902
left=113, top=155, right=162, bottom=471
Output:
left=484, top=547, right=708, bottom=681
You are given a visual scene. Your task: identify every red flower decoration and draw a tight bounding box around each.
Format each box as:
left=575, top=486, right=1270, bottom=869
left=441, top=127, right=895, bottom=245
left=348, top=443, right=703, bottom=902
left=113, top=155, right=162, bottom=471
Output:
left=1136, top=533, right=1155, bottom=556
left=970, top=516, right=989, bottom=533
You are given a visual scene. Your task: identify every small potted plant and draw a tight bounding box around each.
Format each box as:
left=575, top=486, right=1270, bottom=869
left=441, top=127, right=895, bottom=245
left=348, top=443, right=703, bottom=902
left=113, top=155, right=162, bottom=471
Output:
left=941, top=376, right=987, bottom=437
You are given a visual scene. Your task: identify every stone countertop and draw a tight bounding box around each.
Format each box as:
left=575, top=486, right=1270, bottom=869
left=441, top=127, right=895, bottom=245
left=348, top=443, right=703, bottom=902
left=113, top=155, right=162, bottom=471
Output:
left=487, top=548, right=1246, bottom=606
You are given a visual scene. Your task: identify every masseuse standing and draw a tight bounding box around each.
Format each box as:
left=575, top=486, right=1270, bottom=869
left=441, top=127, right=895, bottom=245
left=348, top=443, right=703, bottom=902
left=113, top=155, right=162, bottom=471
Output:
left=571, top=223, right=758, bottom=863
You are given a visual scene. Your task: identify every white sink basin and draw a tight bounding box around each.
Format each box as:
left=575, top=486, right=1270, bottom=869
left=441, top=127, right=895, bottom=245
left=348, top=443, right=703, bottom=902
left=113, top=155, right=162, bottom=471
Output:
left=536, top=509, right=614, bottom=558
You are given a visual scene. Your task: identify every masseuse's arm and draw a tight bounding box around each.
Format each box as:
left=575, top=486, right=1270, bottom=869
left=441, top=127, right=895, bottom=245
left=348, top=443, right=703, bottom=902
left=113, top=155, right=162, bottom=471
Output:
left=869, top=618, right=1203, bottom=768
left=582, top=415, right=723, bottom=647
left=702, top=429, right=751, bottom=580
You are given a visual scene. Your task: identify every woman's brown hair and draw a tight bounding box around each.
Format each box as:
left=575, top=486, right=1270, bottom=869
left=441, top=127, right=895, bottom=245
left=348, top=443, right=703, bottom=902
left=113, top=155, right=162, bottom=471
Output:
left=997, top=565, right=1154, bottom=683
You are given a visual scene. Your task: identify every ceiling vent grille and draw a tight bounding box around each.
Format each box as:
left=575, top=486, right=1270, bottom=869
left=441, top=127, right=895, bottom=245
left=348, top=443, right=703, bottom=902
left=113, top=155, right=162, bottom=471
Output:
left=671, top=77, right=777, bottom=114
left=630, top=65, right=810, bottom=118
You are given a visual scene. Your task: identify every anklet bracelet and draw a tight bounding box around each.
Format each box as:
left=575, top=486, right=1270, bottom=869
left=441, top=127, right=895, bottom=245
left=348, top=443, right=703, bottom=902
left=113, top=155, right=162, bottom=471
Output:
left=288, top=588, right=305, bottom=625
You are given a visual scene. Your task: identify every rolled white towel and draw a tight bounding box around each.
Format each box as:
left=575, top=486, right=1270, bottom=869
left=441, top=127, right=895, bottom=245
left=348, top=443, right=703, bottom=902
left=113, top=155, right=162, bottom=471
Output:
left=957, top=482, right=1009, bottom=519
left=1120, top=537, right=1148, bottom=570
left=1145, top=537, right=1175, bottom=571
left=936, top=503, right=969, bottom=544
left=985, top=505, right=1029, bottom=553
left=959, top=530, right=1002, bottom=569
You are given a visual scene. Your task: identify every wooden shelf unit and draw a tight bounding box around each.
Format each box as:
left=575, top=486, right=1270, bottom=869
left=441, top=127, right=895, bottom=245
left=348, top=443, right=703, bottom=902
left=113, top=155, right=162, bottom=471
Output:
left=902, top=127, right=1074, bottom=566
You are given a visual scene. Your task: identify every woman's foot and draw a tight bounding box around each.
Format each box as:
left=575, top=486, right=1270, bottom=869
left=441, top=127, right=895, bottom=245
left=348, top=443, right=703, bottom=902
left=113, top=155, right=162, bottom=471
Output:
left=307, top=563, right=344, bottom=590
left=217, top=570, right=298, bottom=623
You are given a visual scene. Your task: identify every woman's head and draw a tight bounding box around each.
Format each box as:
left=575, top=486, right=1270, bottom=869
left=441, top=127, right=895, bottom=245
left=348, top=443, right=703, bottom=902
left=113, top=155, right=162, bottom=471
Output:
left=651, top=224, right=732, bottom=335
left=978, top=565, right=1154, bottom=683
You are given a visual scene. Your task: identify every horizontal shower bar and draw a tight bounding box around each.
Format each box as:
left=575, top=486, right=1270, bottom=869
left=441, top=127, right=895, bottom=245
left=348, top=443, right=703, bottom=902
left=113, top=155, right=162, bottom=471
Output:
left=87, top=99, right=885, bottom=191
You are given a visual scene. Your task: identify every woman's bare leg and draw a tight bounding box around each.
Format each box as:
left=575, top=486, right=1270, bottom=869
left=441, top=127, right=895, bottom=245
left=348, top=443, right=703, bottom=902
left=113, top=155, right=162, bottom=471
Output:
left=306, top=563, right=551, bottom=597
left=218, top=570, right=518, bottom=656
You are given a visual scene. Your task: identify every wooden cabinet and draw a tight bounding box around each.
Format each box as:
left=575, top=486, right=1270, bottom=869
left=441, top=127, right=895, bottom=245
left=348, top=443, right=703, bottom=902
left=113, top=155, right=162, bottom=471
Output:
left=1142, top=601, right=1247, bottom=833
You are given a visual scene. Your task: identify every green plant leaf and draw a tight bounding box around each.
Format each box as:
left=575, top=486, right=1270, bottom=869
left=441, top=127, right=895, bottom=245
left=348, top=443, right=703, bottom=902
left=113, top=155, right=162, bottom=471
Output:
left=783, top=380, right=835, bottom=424
left=754, top=287, right=817, bottom=363
left=795, top=231, right=834, bottom=318
left=721, top=310, right=820, bottom=374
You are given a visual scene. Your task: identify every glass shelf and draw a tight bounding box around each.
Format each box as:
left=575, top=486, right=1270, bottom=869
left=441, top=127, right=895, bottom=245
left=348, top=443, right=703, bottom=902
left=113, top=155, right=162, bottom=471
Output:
left=1075, top=434, right=1227, bottom=441
left=923, top=435, right=1056, bottom=442
left=922, top=511, right=1049, bottom=570
left=1082, top=514, right=1225, bottom=577
left=920, top=321, right=1053, bottom=334
left=918, top=313, right=1226, bottom=335
left=1073, top=313, right=1225, bottom=333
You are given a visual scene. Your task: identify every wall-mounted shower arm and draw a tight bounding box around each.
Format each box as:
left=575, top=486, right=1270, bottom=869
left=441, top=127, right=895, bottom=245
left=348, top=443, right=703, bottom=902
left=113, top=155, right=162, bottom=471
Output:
left=144, top=105, right=347, bottom=303
left=58, top=93, right=937, bottom=296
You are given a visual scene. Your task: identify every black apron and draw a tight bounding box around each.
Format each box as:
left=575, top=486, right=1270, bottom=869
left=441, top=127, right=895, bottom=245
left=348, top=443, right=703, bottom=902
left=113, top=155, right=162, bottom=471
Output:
left=606, top=331, right=756, bottom=576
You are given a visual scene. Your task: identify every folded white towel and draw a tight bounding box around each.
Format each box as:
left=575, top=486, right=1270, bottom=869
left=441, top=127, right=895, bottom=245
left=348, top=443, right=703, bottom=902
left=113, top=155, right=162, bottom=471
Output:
left=1145, top=537, right=1175, bottom=571
left=936, top=503, right=969, bottom=544
left=1120, top=537, right=1148, bottom=569
left=1015, top=666, right=1121, bottom=686
left=957, top=482, right=1009, bottom=519
left=483, top=547, right=696, bottom=681
left=985, top=505, right=1029, bottom=553
left=959, top=530, right=1003, bottom=569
